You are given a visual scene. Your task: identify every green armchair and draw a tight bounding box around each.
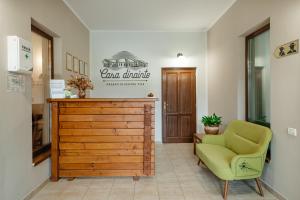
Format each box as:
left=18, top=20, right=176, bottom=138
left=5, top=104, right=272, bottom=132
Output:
left=196, top=120, right=272, bottom=199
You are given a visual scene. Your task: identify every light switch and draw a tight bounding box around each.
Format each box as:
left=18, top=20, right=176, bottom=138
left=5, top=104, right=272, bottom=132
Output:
left=288, top=128, right=297, bottom=136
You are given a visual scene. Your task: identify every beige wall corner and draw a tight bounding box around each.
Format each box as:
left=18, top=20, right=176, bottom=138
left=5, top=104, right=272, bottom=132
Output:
left=207, top=0, right=300, bottom=199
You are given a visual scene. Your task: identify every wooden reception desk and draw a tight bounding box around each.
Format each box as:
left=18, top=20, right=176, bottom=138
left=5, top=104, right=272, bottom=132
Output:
left=48, top=98, right=156, bottom=181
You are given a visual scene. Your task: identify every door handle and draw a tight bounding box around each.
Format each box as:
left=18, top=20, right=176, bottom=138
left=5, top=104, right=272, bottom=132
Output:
left=163, top=102, right=167, bottom=111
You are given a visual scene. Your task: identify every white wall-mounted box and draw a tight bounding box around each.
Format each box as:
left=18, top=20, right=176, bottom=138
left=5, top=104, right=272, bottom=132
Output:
left=288, top=128, right=297, bottom=136
left=7, top=36, right=33, bottom=74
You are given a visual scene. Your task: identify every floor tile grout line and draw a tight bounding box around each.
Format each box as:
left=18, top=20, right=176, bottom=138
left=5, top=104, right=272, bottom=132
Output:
left=156, top=144, right=177, bottom=200
left=156, top=178, right=162, bottom=200
left=31, top=179, right=66, bottom=200
left=58, top=179, right=74, bottom=199
left=166, top=145, right=187, bottom=200
left=154, top=147, right=161, bottom=199
left=154, top=160, right=162, bottom=200
left=133, top=178, right=136, bottom=200
left=56, top=180, right=67, bottom=200
left=80, top=180, right=91, bottom=200
left=107, top=178, right=116, bottom=200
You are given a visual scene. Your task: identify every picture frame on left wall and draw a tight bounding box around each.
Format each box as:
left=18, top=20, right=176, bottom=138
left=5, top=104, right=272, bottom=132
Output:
left=66, top=53, right=73, bottom=71
left=84, top=62, right=88, bottom=76
left=79, top=60, right=85, bottom=75
left=73, top=57, right=79, bottom=73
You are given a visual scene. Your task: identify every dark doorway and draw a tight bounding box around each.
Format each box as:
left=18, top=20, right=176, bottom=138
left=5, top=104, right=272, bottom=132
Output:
left=245, top=24, right=271, bottom=162
left=31, top=25, right=54, bottom=165
left=245, top=24, right=270, bottom=127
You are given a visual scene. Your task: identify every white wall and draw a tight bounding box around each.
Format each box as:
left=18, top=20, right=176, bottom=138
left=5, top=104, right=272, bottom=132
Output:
left=90, top=31, right=207, bottom=142
left=0, top=0, right=89, bottom=200
left=207, top=0, right=300, bottom=199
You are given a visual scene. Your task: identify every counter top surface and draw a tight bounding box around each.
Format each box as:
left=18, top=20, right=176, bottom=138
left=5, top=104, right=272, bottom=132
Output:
left=48, top=97, right=158, bottom=102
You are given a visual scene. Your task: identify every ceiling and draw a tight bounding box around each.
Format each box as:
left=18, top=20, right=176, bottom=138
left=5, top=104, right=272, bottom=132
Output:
left=63, top=0, right=236, bottom=31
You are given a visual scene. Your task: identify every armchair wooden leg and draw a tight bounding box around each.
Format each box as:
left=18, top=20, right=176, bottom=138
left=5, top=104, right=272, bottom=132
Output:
left=255, top=178, right=264, bottom=197
left=197, top=158, right=201, bottom=165
left=223, top=180, right=229, bottom=200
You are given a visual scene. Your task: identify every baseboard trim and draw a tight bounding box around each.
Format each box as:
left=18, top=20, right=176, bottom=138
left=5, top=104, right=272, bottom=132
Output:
left=23, top=179, right=49, bottom=200
left=261, top=179, right=287, bottom=200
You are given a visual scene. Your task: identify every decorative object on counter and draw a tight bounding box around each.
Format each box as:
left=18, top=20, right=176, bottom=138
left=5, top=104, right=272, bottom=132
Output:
left=274, top=39, right=298, bottom=58
left=67, top=75, right=94, bottom=98
left=201, top=113, right=222, bottom=134
left=50, top=80, right=65, bottom=98
left=64, top=86, right=73, bottom=98
left=147, top=92, right=154, bottom=97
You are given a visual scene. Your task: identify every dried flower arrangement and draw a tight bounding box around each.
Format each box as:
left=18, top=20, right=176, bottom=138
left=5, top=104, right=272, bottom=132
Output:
left=67, top=75, right=94, bottom=98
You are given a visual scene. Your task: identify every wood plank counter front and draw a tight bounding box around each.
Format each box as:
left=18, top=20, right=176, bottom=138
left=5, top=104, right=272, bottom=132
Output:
left=48, top=98, right=157, bottom=181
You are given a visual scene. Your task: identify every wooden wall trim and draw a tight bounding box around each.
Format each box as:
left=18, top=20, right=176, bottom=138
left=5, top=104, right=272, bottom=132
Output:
left=143, top=104, right=152, bottom=176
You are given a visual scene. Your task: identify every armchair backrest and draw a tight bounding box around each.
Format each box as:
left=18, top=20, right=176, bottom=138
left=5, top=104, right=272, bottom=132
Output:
left=224, top=120, right=272, bottom=155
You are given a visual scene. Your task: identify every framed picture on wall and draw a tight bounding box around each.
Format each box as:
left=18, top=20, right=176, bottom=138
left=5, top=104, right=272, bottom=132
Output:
left=66, top=53, right=73, bottom=71
left=84, top=62, right=88, bottom=76
left=73, top=57, right=79, bottom=73
left=79, top=60, right=84, bottom=75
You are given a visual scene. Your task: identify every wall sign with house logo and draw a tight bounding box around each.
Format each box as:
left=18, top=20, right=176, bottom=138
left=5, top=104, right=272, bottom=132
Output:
left=99, top=51, right=151, bottom=86
left=274, top=39, right=299, bottom=58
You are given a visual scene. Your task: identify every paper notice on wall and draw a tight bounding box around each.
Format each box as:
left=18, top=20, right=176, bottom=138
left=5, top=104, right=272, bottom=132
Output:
left=7, top=73, right=25, bottom=93
left=50, top=80, right=65, bottom=98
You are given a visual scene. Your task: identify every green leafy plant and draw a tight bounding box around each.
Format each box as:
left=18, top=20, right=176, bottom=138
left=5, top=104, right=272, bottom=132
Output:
left=201, top=113, right=222, bottom=127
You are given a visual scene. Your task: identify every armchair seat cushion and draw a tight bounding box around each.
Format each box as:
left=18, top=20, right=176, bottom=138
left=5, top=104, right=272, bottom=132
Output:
left=196, top=143, right=236, bottom=180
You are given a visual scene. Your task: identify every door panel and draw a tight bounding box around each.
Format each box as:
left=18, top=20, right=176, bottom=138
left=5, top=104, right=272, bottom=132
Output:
left=180, top=115, right=191, bottom=137
left=166, top=72, right=178, bottom=113
left=179, top=72, right=192, bottom=114
left=166, top=115, right=178, bottom=138
left=162, top=68, right=196, bottom=143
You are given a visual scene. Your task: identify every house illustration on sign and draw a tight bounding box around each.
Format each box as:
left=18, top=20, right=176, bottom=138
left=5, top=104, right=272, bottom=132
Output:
left=103, top=51, right=148, bottom=70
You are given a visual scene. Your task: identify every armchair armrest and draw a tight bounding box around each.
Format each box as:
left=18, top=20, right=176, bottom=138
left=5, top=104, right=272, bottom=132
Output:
left=231, top=152, right=265, bottom=178
left=202, top=134, right=225, bottom=146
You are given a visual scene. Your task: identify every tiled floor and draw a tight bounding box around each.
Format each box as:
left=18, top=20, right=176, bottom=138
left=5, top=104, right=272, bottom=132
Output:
left=31, top=143, right=278, bottom=200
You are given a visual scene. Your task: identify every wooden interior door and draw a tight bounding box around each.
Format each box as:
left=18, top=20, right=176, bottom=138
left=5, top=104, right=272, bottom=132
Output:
left=162, top=68, right=196, bottom=143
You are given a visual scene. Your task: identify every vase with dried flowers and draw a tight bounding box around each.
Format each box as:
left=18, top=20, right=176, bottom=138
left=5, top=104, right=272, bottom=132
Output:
left=67, top=75, right=94, bottom=98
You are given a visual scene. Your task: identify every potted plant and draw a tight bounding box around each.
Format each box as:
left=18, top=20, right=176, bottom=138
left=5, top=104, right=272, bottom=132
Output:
left=67, top=75, right=94, bottom=98
left=201, top=113, right=222, bottom=134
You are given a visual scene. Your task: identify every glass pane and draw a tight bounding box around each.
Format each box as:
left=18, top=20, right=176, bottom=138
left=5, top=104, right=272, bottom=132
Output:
left=247, top=30, right=270, bottom=125
left=32, top=32, right=51, bottom=161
